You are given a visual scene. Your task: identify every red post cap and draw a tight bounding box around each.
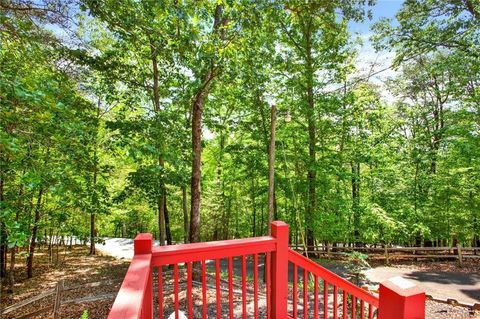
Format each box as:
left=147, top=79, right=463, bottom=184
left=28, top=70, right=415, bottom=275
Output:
left=134, top=233, right=153, bottom=255
left=378, top=276, right=425, bottom=319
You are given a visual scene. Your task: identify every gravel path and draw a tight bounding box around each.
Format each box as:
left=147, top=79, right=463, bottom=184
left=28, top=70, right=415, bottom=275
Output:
left=96, top=238, right=163, bottom=259
left=363, top=266, right=480, bottom=305
left=426, top=300, right=479, bottom=318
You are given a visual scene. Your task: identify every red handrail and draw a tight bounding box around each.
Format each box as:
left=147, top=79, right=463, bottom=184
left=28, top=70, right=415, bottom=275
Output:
left=288, top=249, right=379, bottom=307
left=151, top=235, right=276, bottom=265
left=108, top=222, right=425, bottom=319
left=149, top=223, right=285, bottom=319
left=107, top=254, right=152, bottom=319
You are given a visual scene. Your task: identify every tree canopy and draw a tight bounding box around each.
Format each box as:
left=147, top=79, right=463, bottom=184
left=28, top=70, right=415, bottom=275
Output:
left=1, top=0, right=479, bottom=282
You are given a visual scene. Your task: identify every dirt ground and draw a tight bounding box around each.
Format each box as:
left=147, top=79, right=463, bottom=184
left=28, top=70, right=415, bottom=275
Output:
left=0, top=245, right=129, bottom=319
left=1, top=246, right=479, bottom=319
left=368, top=258, right=480, bottom=274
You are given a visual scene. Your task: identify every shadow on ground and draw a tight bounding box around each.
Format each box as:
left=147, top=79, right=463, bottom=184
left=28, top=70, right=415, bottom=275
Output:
left=403, top=271, right=480, bottom=286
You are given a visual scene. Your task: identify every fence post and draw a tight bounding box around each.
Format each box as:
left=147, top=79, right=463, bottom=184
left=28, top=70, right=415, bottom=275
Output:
left=53, top=279, right=64, bottom=319
left=134, top=233, right=153, bottom=319
left=271, top=221, right=289, bottom=319
left=457, top=243, right=463, bottom=267
left=378, top=276, right=425, bottom=319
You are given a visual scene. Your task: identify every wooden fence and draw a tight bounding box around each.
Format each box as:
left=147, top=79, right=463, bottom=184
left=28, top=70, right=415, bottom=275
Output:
left=0, top=279, right=121, bottom=319
left=290, top=245, right=480, bottom=264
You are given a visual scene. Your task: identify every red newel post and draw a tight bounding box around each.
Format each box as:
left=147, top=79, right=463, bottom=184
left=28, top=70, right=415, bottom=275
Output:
left=378, top=276, right=425, bottom=319
left=271, top=221, right=289, bottom=319
left=134, top=233, right=153, bottom=319
left=134, top=233, right=153, bottom=255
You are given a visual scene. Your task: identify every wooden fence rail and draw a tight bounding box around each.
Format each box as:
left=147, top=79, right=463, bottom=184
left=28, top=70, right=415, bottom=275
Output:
left=0, top=279, right=122, bottom=319
left=290, top=245, right=480, bottom=263
left=289, top=245, right=480, bottom=252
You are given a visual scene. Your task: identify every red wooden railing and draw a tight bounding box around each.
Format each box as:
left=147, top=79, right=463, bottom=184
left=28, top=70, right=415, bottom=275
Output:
left=287, top=250, right=379, bottom=318
left=108, top=221, right=425, bottom=319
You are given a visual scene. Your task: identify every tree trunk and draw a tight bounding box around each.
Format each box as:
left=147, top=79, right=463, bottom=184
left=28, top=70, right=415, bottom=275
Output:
left=251, top=174, right=257, bottom=237
left=0, top=241, right=5, bottom=278
left=48, top=228, right=53, bottom=263
left=306, top=49, right=316, bottom=249
left=189, top=76, right=207, bottom=244
left=55, top=232, right=60, bottom=264
left=182, top=185, right=188, bottom=243
left=260, top=200, right=264, bottom=235
left=8, top=247, right=16, bottom=293
left=189, top=51, right=215, bottom=282
left=150, top=41, right=167, bottom=246
left=293, top=17, right=317, bottom=250
left=90, top=100, right=101, bottom=256
left=213, top=133, right=225, bottom=241
left=164, top=196, right=172, bottom=245
left=351, top=161, right=361, bottom=245
left=189, top=76, right=214, bottom=244
left=157, top=189, right=165, bottom=245
left=27, top=187, right=43, bottom=278
left=0, top=177, right=6, bottom=278
left=268, top=105, right=276, bottom=234
left=90, top=213, right=95, bottom=255
left=8, top=183, right=24, bottom=291
left=189, top=4, right=223, bottom=245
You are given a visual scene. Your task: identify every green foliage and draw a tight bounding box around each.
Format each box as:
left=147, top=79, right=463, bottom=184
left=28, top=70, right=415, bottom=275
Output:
left=344, top=252, right=370, bottom=285
left=1, top=0, right=479, bottom=282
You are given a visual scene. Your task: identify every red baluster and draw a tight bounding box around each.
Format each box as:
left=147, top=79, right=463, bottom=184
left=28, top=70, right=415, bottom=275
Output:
left=174, top=264, right=179, bottom=319
left=215, top=259, right=221, bottom=319
left=266, top=252, right=271, bottom=319
left=333, top=286, right=338, bottom=319
left=254, top=254, right=259, bottom=319
left=352, top=296, right=357, bottom=318
left=314, top=275, right=318, bottom=319
left=242, top=255, right=247, bottom=319
left=323, top=281, right=328, bottom=319
left=228, top=256, right=234, bottom=319
left=187, top=263, right=192, bottom=318
left=158, top=266, right=163, bottom=319
left=202, top=260, right=207, bottom=319
left=303, top=269, right=308, bottom=319
left=293, top=264, right=298, bottom=319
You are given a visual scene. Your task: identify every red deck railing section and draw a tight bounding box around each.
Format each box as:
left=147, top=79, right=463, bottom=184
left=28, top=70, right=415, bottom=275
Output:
left=108, top=221, right=425, bottom=319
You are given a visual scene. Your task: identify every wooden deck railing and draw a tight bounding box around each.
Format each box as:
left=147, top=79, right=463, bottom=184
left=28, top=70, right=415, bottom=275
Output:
left=108, top=221, right=425, bottom=319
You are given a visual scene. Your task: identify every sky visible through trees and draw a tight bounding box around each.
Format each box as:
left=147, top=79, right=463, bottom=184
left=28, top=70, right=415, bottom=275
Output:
left=1, top=0, right=479, bottom=283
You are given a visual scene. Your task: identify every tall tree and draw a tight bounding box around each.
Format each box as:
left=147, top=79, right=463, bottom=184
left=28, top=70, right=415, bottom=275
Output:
left=276, top=0, right=371, bottom=247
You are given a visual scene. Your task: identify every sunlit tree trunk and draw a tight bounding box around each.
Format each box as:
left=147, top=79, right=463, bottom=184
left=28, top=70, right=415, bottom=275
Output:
left=182, top=185, right=188, bottom=243
left=164, top=196, right=172, bottom=245
left=190, top=4, right=224, bottom=245
left=150, top=43, right=167, bottom=245
left=268, top=105, right=276, bottom=234
left=27, top=187, right=43, bottom=278
left=0, top=177, right=6, bottom=278
left=305, top=22, right=316, bottom=249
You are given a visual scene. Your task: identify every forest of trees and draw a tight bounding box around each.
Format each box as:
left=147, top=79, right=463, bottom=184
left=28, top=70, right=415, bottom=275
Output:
left=1, top=0, right=479, bottom=284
